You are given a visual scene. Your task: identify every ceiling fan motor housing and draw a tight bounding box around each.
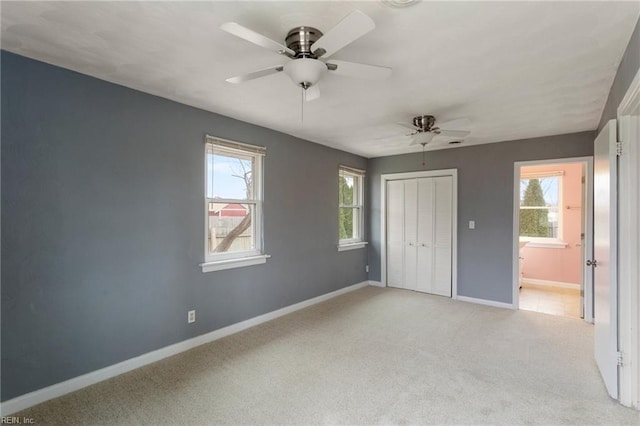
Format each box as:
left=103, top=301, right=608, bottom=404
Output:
left=413, top=115, right=437, bottom=132
left=285, top=26, right=324, bottom=58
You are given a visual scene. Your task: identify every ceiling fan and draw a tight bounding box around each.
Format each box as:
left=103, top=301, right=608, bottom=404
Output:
left=221, top=10, right=392, bottom=102
left=397, top=115, right=472, bottom=146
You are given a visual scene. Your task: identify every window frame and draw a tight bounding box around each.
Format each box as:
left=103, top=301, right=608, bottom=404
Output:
left=338, top=165, right=367, bottom=251
left=201, top=136, right=268, bottom=272
left=519, top=172, right=564, bottom=246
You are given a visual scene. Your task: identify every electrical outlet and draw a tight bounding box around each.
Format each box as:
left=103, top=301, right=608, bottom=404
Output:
left=469, top=220, right=475, bottom=229
left=365, top=265, right=369, bottom=273
left=188, top=310, right=195, bottom=324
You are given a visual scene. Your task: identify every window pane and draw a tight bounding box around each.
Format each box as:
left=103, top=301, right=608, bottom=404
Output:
left=207, top=202, right=255, bottom=254
left=520, top=207, right=558, bottom=238
left=339, top=174, right=356, bottom=205
left=519, top=176, right=560, bottom=238
left=520, top=177, right=558, bottom=207
left=207, top=152, right=254, bottom=200
left=339, top=207, right=359, bottom=240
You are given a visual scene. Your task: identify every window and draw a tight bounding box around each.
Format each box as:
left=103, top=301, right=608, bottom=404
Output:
left=338, top=165, right=366, bottom=250
left=519, top=172, right=563, bottom=244
left=201, top=136, right=268, bottom=272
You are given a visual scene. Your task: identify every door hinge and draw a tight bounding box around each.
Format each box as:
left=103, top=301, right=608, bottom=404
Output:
left=617, top=351, right=624, bottom=367
left=616, top=141, right=623, bottom=156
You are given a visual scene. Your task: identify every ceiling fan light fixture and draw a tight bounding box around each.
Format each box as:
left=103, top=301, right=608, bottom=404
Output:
left=283, top=58, right=327, bottom=89
left=381, top=0, right=420, bottom=8
left=412, top=132, right=435, bottom=145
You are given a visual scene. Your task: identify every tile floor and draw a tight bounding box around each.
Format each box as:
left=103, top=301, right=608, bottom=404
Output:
left=519, top=283, right=581, bottom=318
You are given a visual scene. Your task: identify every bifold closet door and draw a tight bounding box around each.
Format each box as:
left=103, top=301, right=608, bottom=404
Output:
left=386, top=175, right=453, bottom=296
left=431, top=176, right=452, bottom=297
left=415, top=178, right=434, bottom=294
left=403, top=180, right=418, bottom=291
left=386, top=180, right=405, bottom=289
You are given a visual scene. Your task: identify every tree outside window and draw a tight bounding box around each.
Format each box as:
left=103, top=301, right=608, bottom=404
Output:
left=205, top=138, right=264, bottom=261
left=519, top=176, right=560, bottom=240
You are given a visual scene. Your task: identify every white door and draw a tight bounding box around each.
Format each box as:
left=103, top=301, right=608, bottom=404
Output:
left=593, top=119, right=618, bottom=399
left=416, top=178, right=434, bottom=294
left=433, top=176, right=453, bottom=297
left=386, top=180, right=405, bottom=289
left=404, top=179, right=418, bottom=291
left=386, top=176, right=453, bottom=296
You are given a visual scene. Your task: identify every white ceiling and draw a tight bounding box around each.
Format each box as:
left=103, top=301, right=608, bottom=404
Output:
left=2, top=1, right=639, bottom=158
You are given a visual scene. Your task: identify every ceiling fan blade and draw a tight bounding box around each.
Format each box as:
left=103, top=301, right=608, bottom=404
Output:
left=225, top=65, right=284, bottom=84
left=221, top=22, right=295, bottom=56
left=437, top=117, right=472, bottom=130
left=327, top=60, right=392, bottom=81
left=305, top=84, right=320, bottom=102
left=310, top=10, right=375, bottom=59
left=437, top=129, right=471, bottom=138
left=396, top=122, right=420, bottom=131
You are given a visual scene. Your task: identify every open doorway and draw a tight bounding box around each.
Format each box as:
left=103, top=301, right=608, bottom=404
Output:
left=513, top=158, right=593, bottom=321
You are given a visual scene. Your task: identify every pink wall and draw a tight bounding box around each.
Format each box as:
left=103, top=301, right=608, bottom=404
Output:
left=520, top=163, right=583, bottom=285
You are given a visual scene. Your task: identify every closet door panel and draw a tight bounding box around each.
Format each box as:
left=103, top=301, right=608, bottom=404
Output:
left=403, top=179, right=418, bottom=290
left=417, top=178, right=434, bottom=246
left=386, top=180, right=404, bottom=288
left=434, top=176, right=453, bottom=248
left=433, top=176, right=453, bottom=297
left=416, top=245, right=433, bottom=293
left=416, top=178, right=435, bottom=293
left=433, top=247, right=452, bottom=296
left=403, top=180, right=418, bottom=244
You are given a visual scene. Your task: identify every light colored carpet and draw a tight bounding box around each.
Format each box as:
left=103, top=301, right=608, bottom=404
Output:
left=15, top=286, right=640, bottom=425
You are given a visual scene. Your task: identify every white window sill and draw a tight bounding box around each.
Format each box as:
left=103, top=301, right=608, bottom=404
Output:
left=522, top=241, right=568, bottom=249
left=200, top=254, right=271, bottom=273
left=338, top=241, right=368, bottom=252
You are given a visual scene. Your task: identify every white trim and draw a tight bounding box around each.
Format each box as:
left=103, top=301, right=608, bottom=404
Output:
left=380, top=169, right=458, bottom=299
left=617, top=67, right=640, bottom=409
left=204, top=138, right=265, bottom=265
left=456, top=295, right=515, bottom=310
left=521, top=278, right=580, bottom=289
left=512, top=157, right=593, bottom=324
left=617, top=67, right=640, bottom=115
left=523, top=241, right=568, bottom=249
left=205, top=134, right=266, bottom=156
left=519, top=172, right=564, bottom=244
left=368, top=280, right=385, bottom=287
left=520, top=170, right=565, bottom=178
left=338, top=241, right=368, bottom=251
left=0, top=281, right=370, bottom=416
left=339, top=167, right=365, bottom=245
left=200, top=254, right=271, bottom=272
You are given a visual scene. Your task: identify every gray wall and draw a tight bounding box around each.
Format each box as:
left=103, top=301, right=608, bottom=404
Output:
left=598, top=17, right=640, bottom=131
left=367, top=132, right=594, bottom=304
left=1, top=51, right=367, bottom=401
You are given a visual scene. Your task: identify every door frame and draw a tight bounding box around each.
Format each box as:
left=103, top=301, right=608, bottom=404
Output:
left=617, top=68, right=640, bottom=409
left=511, top=157, right=594, bottom=320
left=380, top=169, right=458, bottom=298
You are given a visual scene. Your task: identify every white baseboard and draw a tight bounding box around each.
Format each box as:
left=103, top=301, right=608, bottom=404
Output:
left=0, top=281, right=370, bottom=416
left=367, top=280, right=385, bottom=287
left=522, top=278, right=580, bottom=289
left=456, top=295, right=515, bottom=310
